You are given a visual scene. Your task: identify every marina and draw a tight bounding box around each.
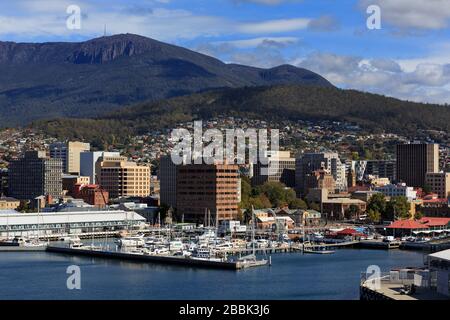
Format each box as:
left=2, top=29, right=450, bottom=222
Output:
left=0, top=248, right=425, bottom=300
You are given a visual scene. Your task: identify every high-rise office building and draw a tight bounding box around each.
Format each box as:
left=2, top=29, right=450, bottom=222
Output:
left=96, top=155, right=150, bottom=199
left=396, top=143, right=439, bottom=187
left=425, top=172, right=450, bottom=199
left=252, top=151, right=295, bottom=187
left=296, top=152, right=346, bottom=196
left=80, top=151, right=120, bottom=184
left=50, top=141, right=90, bottom=174
left=177, top=163, right=240, bottom=223
left=8, top=151, right=62, bottom=200
left=159, top=155, right=178, bottom=208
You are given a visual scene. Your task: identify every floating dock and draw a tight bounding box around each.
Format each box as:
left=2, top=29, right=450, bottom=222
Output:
left=46, top=246, right=267, bottom=270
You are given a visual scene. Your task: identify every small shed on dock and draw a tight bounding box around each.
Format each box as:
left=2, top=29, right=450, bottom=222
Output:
left=336, top=228, right=364, bottom=239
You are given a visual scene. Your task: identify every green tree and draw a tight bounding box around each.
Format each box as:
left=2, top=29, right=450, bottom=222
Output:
left=289, top=198, right=308, bottom=209
left=414, top=210, right=423, bottom=220
left=386, top=196, right=411, bottom=220
left=239, top=178, right=252, bottom=210
left=260, top=181, right=286, bottom=207
left=367, top=209, right=381, bottom=223
left=367, top=193, right=387, bottom=218
left=309, top=202, right=320, bottom=211
left=422, top=184, right=432, bottom=195
left=248, top=194, right=271, bottom=209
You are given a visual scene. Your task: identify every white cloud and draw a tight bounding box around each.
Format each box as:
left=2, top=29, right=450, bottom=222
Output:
left=0, top=2, right=312, bottom=40
left=359, top=0, right=450, bottom=30
left=297, top=52, right=450, bottom=104
left=233, top=0, right=299, bottom=5
left=194, top=37, right=297, bottom=68
left=239, top=18, right=310, bottom=33
left=397, top=43, right=450, bottom=72
left=307, top=15, right=340, bottom=31
left=213, top=36, right=299, bottom=48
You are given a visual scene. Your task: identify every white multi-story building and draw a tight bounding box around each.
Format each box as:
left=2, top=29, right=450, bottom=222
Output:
left=375, top=183, right=417, bottom=201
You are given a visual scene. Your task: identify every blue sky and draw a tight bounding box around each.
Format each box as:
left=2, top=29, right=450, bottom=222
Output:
left=1, top=0, right=450, bottom=104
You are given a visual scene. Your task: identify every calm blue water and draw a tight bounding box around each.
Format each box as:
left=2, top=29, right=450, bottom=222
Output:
left=0, top=249, right=424, bottom=300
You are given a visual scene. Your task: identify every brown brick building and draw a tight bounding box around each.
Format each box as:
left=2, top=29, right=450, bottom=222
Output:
left=304, top=169, right=336, bottom=196
left=77, top=185, right=109, bottom=208
left=176, top=163, right=240, bottom=223
left=322, top=198, right=367, bottom=220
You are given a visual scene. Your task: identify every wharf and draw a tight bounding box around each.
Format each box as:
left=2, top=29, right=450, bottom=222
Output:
left=400, top=241, right=450, bottom=252
left=360, top=280, right=447, bottom=300
left=0, top=245, right=47, bottom=252
left=46, top=246, right=266, bottom=270
left=358, top=240, right=401, bottom=249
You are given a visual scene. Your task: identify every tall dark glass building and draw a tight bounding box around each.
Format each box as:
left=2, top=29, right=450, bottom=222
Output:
left=8, top=151, right=62, bottom=200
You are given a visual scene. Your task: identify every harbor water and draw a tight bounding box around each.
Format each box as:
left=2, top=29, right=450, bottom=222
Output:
left=0, top=248, right=424, bottom=300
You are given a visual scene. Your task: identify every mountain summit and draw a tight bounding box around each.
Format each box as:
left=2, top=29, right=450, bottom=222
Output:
left=0, top=33, right=332, bottom=126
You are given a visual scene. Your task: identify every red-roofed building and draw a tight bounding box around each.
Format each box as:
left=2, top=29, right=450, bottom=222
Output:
left=417, top=217, right=450, bottom=230
left=336, top=228, right=364, bottom=239
left=386, top=219, right=428, bottom=236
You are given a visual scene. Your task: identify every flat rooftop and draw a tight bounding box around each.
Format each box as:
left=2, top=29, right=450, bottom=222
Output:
left=363, top=282, right=448, bottom=300
left=429, top=249, right=450, bottom=262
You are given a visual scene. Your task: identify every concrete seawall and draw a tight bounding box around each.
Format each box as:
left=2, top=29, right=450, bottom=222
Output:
left=46, top=246, right=243, bottom=270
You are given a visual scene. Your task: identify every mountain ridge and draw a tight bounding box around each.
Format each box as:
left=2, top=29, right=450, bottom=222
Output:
left=0, top=33, right=333, bottom=127
left=32, top=84, right=450, bottom=147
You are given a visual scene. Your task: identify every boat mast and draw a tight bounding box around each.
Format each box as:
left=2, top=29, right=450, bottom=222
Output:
left=37, top=197, right=40, bottom=240
left=215, top=211, right=219, bottom=238
left=6, top=212, right=9, bottom=240
left=157, top=212, right=161, bottom=238
left=252, top=206, right=255, bottom=257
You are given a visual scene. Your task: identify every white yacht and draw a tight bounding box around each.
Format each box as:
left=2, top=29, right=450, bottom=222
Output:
left=191, top=248, right=224, bottom=262
left=151, top=246, right=170, bottom=255
left=116, top=235, right=145, bottom=247
left=168, top=240, right=183, bottom=252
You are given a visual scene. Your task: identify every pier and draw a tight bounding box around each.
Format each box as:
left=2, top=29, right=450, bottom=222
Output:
left=46, top=246, right=267, bottom=270
left=0, top=245, right=47, bottom=252
left=400, top=240, right=450, bottom=252
left=358, top=240, right=401, bottom=250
